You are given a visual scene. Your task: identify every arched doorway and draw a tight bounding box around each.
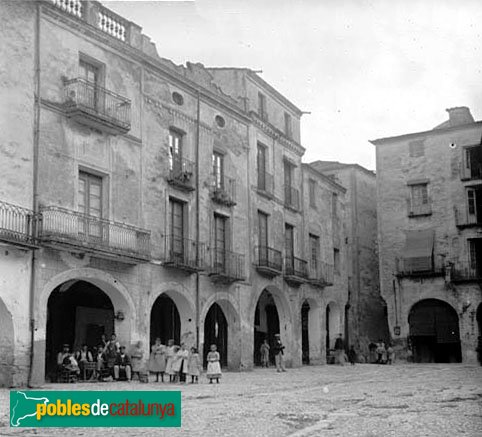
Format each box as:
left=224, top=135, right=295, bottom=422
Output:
left=46, top=280, right=114, bottom=381
left=326, top=301, right=342, bottom=358
left=408, top=299, right=461, bottom=363
left=203, top=303, right=228, bottom=368
left=475, top=304, right=481, bottom=365
left=0, top=298, right=14, bottom=387
left=254, top=289, right=280, bottom=366
left=150, top=295, right=181, bottom=346
left=301, top=301, right=310, bottom=364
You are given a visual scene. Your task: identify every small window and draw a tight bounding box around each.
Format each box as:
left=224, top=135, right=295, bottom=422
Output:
left=409, top=140, right=424, bottom=157
left=284, top=112, right=292, bottom=138
left=258, top=92, right=267, bottom=120
left=215, top=115, right=225, bottom=128
left=309, top=179, right=316, bottom=208
left=172, top=92, right=184, bottom=106
left=411, top=184, right=429, bottom=206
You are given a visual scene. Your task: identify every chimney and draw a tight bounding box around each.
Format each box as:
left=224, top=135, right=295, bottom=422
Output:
left=446, top=107, right=474, bottom=127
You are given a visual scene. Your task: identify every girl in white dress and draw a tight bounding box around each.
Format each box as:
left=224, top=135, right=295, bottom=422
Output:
left=206, top=344, right=221, bottom=384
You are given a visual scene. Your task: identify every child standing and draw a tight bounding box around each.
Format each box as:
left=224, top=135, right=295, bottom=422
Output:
left=148, top=338, right=166, bottom=382
left=386, top=344, right=395, bottom=365
left=188, top=347, right=202, bottom=383
left=165, top=339, right=178, bottom=383
left=206, top=344, right=221, bottom=384
left=175, top=343, right=189, bottom=383
left=260, top=339, right=270, bottom=368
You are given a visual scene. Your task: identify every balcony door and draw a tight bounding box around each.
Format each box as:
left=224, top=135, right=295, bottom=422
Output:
left=284, top=160, right=294, bottom=205
left=79, top=60, right=100, bottom=111
left=78, top=172, right=103, bottom=241
left=466, top=187, right=482, bottom=224
left=214, top=214, right=227, bottom=270
left=170, top=199, right=185, bottom=261
left=285, top=224, right=294, bottom=271
left=309, top=234, right=319, bottom=274
left=213, top=152, right=224, bottom=190
left=258, top=211, right=268, bottom=264
left=169, top=130, right=183, bottom=175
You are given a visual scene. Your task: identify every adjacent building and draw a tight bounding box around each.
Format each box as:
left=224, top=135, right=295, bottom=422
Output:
left=310, top=161, right=389, bottom=359
left=372, top=107, right=482, bottom=363
left=0, top=0, right=348, bottom=386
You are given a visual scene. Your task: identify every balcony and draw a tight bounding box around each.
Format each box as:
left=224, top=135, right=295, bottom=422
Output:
left=407, top=197, right=432, bottom=217
left=208, top=248, right=245, bottom=282
left=284, top=185, right=300, bottom=211
left=284, top=255, right=308, bottom=286
left=211, top=175, right=236, bottom=207
left=39, top=206, right=150, bottom=263
left=256, top=171, right=274, bottom=198
left=308, top=261, right=334, bottom=287
left=0, top=200, right=38, bottom=249
left=161, top=235, right=206, bottom=273
left=167, top=157, right=195, bottom=191
left=454, top=206, right=482, bottom=228
left=395, top=256, right=444, bottom=278
left=254, top=246, right=283, bottom=277
left=449, top=262, right=482, bottom=282
left=63, top=78, right=131, bottom=135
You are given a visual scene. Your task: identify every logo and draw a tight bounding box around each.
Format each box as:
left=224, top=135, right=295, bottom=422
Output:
left=10, top=391, right=181, bottom=428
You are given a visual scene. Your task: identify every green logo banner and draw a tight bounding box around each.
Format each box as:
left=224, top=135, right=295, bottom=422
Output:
left=10, top=390, right=181, bottom=428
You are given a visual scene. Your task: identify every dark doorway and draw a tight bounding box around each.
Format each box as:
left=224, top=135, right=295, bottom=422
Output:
left=203, top=303, right=228, bottom=368
left=325, top=305, right=330, bottom=358
left=301, top=301, right=310, bottom=364
left=150, top=294, right=181, bottom=347
left=409, top=299, right=461, bottom=363
left=253, top=289, right=280, bottom=366
left=46, top=281, right=114, bottom=381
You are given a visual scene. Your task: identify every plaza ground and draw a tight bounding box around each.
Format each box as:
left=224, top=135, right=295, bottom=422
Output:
left=0, top=364, right=481, bottom=436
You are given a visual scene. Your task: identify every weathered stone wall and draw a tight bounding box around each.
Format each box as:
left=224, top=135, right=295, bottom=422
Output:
left=375, top=122, right=482, bottom=362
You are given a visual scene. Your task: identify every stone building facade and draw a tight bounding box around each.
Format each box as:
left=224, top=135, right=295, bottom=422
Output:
left=0, top=0, right=348, bottom=386
left=372, top=107, right=482, bottom=364
left=310, top=161, right=389, bottom=360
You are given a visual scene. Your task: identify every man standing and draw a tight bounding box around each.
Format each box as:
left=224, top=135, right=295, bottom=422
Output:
left=114, top=345, right=132, bottom=381
left=334, top=334, right=345, bottom=365
left=273, top=334, right=286, bottom=372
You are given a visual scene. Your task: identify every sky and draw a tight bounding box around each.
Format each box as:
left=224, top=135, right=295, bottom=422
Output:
left=106, top=0, right=482, bottom=170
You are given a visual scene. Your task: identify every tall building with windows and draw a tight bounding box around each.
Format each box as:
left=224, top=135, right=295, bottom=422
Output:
left=0, top=0, right=348, bottom=386
left=372, top=107, right=482, bottom=363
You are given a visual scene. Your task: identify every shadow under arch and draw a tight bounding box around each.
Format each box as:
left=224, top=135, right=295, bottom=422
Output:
left=0, top=297, right=14, bottom=387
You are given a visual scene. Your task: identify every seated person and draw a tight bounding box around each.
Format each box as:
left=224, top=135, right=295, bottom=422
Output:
left=113, top=346, right=132, bottom=381
left=57, top=345, right=80, bottom=379
left=57, top=344, right=71, bottom=370
left=75, top=344, right=94, bottom=379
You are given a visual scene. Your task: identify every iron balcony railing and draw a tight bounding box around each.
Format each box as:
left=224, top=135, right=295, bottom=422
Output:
left=167, top=156, right=195, bottom=190
left=0, top=200, right=38, bottom=248
left=395, top=256, right=444, bottom=277
left=209, top=248, right=245, bottom=281
left=162, top=234, right=206, bottom=271
left=309, top=260, right=334, bottom=286
left=284, top=185, right=300, bottom=211
left=454, top=206, right=482, bottom=228
left=211, top=175, right=237, bottom=207
left=39, top=206, right=150, bottom=261
left=255, top=246, right=283, bottom=273
left=64, top=78, right=131, bottom=132
left=407, top=197, right=432, bottom=217
left=284, top=255, right=309, bottom=279
left=449, top=262, right=482, bottom=282
left=257, top=171, right=274, bottom=196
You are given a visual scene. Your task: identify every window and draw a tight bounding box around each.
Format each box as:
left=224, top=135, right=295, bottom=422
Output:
left=463, top=146, right=482, bottom=180
left=212, top=151, right=224, bottom=190
left=215, top=115, right=225, bottom=128
left=169, top=130, right=183, bottom=171
left=309, top=234, right=319, bottom=272
left=410, top=184, right=428, bottom=206
left=334, top=248, right=340, bottom=274
left=332, top=193, right=338, bottom=218
left=169, top=198, right=185, bottom=257
left=172, top=92, right=184, bottom=106
left=257, top=143, right=267, bottom=191
left=258, top=211, right=268, bottom=248
left=309, top=179, right=316, bottom=208
left=284, top=112, right=292, bottom=138
left=79, top=171, right=103, bottom=238
left=285, top=224, right=294, bottom=259
left=409, top=140, right=424, bottom=158
left=258, top=92, right=267, bottom=120
left=214, top=214, right=228, bottom=268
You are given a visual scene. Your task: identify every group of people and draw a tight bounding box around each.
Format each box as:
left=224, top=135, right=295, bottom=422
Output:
left=259, top=334, right=287, bottom=372
left=56, top=334, right=223, bottom=384
left=370, top=340, right=395, bottom=364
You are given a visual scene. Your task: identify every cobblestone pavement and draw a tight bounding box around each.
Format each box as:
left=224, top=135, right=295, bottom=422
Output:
left=0, top=364, right=481, bottom=437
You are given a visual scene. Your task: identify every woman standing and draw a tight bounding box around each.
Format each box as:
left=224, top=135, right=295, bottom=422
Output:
left=165, top=339, right=178, bottom=383
left=206, top=344, right=222, bottom=384
left=148, top=338, right=166, bottom=382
